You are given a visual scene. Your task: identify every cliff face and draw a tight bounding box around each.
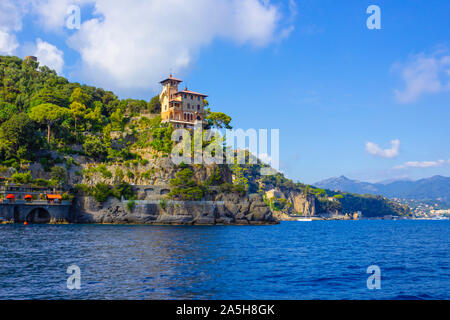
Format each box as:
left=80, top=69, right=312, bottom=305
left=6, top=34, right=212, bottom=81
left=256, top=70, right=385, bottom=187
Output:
left=73, top=193, right=278, bottom=225
left=286, top=191, right=316, bottom=216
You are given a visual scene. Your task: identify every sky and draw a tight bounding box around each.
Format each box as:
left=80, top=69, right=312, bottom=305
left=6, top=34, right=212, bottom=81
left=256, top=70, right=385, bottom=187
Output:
left=0, top=0, right=449, bottom=184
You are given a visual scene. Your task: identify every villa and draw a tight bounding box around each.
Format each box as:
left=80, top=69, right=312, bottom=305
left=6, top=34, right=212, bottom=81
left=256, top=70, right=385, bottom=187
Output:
left=159, top=74, right=208, bottom=128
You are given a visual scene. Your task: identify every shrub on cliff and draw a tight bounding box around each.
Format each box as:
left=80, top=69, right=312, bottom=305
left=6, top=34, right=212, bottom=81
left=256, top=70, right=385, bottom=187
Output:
left=83, top=135, right=107, bottom=161
left=50, top=166, right=67, bottom=184
left=11, top=171, right=33, bottom=184
left=92, top=183, right=111, bottom=203
left=169, top=168, right=203, bottom=201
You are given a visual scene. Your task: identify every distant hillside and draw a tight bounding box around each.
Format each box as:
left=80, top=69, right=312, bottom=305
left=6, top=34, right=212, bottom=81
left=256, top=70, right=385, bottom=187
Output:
left=314, top=175, right=450, bottom=202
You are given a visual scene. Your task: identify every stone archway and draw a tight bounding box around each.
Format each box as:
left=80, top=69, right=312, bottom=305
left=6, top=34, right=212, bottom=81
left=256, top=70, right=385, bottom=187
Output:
left=160, top=189, right=170, bottom=195
left=26, top=208, right=51, bottom=224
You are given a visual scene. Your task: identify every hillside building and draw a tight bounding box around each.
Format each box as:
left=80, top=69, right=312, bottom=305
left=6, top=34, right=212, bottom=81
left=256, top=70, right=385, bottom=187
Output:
left=159, top=74, right=208, bottom=128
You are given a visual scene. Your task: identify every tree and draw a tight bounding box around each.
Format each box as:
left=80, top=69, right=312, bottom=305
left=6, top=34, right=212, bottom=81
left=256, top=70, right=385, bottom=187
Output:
left=169, top=168, right=204, bottom=201
left=30, top=87, right=69, bottom=108
left=83, top=135, right=107, bottom=161
left=69, top=101, right=86, bottom=131
left=11, top=171, right=33, bottom=184
left=110, top=108, right=125, bottom=131
left=0, top=113, right=41, bottom=161
left=51, top=166, right=67, bottom=184
left=148, top=95, right=161, bottom=113
left=205, top=108, right=232, bottom=129
left=70, top=87, right=90, bottom=105
left=232, top=158, right=249, bottom=193
left=29, top=103, right=70, bottom=143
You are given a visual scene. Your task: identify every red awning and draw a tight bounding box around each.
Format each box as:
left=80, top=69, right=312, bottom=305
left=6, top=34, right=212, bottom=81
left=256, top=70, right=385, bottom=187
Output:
left=24, top=195, right=33, bottom=199
left=46, top=194, right=62, bottom=200
left=6, top=194, right=15, bottom=199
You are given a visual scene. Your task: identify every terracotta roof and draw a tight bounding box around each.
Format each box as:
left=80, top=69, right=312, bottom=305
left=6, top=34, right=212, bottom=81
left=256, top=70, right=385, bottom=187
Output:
left=175, top=90, right=208, bottom=97
left=160, top=74, right=183, bottom=84
left=46, top=194, right=62, bottom=200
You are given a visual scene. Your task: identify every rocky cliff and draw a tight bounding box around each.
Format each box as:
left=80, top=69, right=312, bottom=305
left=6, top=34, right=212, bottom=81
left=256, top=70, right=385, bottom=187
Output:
left=73, top=192, right=277, bottom=225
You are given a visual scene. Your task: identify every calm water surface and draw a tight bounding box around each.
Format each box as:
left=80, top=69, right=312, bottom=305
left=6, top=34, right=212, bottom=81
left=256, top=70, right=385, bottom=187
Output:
left=0, top=221, right=449, bottom=299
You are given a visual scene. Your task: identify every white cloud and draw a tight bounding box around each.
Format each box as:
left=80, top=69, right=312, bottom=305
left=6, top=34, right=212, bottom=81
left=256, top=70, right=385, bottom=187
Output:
left=0, top=30, right=19, bottom=55
left=31, top=0, right=91, bottom=31
left=394, top=52, right=450, bottom=103
left=58, top=0, right=288, bottom=93
left=0, top=0, right=26, bottom=32
left=33, top=38, right=64, bottom=74
left=0, top=0, right=294, bottom=93
left=366, top=139, right=400, bottom=158
left=394, top=159, right=448, bottom=169
left=0, top=0, right=27, bottom=54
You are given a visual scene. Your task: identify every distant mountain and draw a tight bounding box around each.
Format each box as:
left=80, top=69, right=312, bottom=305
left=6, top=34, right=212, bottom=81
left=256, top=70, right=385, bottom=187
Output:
left=314, top=175, right=450, bottom=202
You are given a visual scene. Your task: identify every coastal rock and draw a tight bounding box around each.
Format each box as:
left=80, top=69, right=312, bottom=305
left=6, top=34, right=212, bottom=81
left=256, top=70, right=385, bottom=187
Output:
left=72, top=192, right=278, bottom=225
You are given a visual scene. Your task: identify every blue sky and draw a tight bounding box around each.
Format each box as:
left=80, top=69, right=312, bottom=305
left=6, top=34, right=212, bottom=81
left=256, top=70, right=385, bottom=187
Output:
left=1, top=0, right=449, bottom=184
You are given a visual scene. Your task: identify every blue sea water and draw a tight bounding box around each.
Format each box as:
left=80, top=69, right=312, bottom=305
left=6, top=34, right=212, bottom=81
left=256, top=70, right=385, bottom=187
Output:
left=0, top=221, right=448, bottom=300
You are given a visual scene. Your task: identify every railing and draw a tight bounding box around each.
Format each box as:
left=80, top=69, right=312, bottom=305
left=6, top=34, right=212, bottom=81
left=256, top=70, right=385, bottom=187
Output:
left=0, top=200, right=72, bottom=205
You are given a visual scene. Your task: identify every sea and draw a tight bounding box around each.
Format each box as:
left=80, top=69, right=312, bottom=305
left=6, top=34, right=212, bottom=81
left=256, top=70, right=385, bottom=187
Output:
left=0, top=220, right=448, bottom=300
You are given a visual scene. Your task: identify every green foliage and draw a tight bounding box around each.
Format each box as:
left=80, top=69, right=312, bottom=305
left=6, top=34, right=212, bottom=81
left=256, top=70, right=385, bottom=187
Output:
left=150, top=123, right=174, bottom=154
left=110, top=182, right=135, bottom=200
left=316, top=198, right=342, bottom=213
left=232, top=159, right=249, bottom=195
left=219, top=182, right=246, bottom=196
left=126, top=200, right=136, bottom=212
left=205, top=108, right=232, bottom=129
left=169, top=168, right=204, bottom=201
left=70, top=87, right=90, bottom=105
left=0, top=56, right=155, bottom=165
left=267, top=197, right=292, bottom=212
left=11, top=171, right=33, bottom=184
left=29, top=103, right=70, bottom=142
left=50, top=166, right=67, bottom=184
left=96, top=164, right=112, bottom=179
left=83, top=135, right=107, bottom=161
left=207, top=166, right=222, bottom=186
left=314, top=188, right=327, bottom=197
left=148, top=95, right=161, bottom=113
left=110, top=108, right=125, bottom=131
left=33, top=178, right=53, bottom=187
left=159, top=198, right=167, bottom=209
left=75, top=183, right=92, bottom=195
left=115, top=167, right=124, bottom=182
left=338, top=193, right=410, bottom=217
left=0, top=113, right=41, bottom=161
left=92, top=183, right=111, bottom=203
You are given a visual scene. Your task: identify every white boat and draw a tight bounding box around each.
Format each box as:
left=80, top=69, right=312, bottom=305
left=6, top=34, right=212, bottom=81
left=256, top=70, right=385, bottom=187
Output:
left=430, top=215, right=449, bottom=220
left=295, top=217, right=312, bottom=222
